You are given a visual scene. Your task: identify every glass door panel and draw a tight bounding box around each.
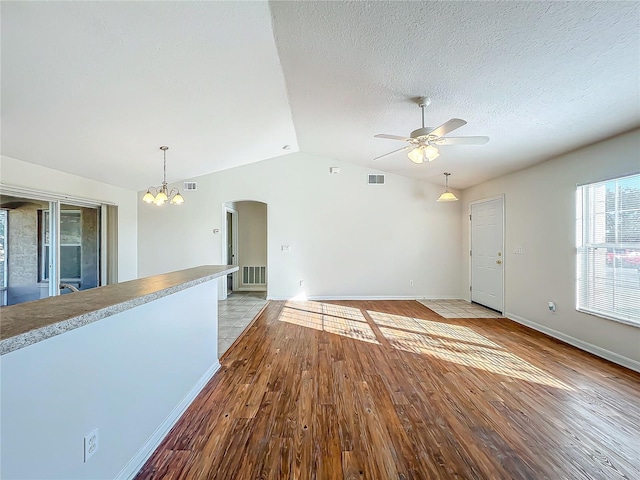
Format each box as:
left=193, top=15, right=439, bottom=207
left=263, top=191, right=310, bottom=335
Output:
left=0, top=195, right=104, bottom=305
left=0, top=194, right=51, bottom=305
left=59, top=204, right=100, bottom=294
left=0, top=209, right=7, bottom=305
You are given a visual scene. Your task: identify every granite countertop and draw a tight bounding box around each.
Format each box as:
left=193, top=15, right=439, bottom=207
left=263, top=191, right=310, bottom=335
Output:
left=0, top=265, right=238, bottom=356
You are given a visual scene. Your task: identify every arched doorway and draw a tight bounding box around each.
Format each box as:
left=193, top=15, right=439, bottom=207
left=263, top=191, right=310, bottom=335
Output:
left=218, top=200, right=268, bottom=356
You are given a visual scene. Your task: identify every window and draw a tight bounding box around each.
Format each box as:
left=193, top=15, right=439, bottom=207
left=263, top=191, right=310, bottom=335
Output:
left=40, top=210, right=82, bottom=282
left=576, top=173, right=640, bottom=325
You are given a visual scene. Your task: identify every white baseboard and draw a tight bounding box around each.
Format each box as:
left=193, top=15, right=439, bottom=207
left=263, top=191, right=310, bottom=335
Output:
left=505, top=312, right=640, bottom=373
left=116, top=361, right=221, bottom=480
left=267, top=295, right=460, bottom=301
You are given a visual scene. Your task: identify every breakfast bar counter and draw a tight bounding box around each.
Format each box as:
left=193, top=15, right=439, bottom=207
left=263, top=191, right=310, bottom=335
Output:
left=1, top=265, right=238, bottom=480
left=0, top=265, right=237, bottom=355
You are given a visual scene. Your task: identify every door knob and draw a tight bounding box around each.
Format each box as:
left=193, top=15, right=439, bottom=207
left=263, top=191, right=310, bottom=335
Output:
left=496, top=259, right=502, bottom=264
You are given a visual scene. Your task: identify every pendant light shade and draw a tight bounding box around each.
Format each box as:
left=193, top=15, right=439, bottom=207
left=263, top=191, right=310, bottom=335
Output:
left=437, top=172, right=459, bottom=202
left=407, top=146, right=425, bottom=164
left=142, top=146, right=185, bottom=206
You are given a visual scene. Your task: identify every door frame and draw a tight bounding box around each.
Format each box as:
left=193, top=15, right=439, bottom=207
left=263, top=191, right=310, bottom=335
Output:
left=220, top=205, right=238, bottom=300
left=468, top=194, right=505, bottom=313
left=0, top=184, right=114, bottom=300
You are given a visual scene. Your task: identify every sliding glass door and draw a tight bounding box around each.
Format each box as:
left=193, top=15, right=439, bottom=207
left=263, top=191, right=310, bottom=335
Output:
left=0, top=190, right=112, bottom=306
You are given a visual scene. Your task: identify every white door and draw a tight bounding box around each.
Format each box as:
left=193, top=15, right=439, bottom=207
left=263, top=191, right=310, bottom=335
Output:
left=471, top=197, right=504, bottom=312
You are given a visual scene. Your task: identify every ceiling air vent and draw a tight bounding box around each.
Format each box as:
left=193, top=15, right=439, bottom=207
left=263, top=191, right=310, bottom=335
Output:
left=368, top=174, right=385, bottom=185
left=183, top=181, right=197, bottom=191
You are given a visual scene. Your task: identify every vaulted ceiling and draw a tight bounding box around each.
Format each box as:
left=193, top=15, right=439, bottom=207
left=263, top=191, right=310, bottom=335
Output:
left=2, top=1, right=638, bottom=191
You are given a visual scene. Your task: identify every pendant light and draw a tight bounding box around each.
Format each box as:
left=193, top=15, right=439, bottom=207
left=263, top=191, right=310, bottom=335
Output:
left=142, top=146, right=185, bottom=206
left=437, top=172, right=458, bottom=202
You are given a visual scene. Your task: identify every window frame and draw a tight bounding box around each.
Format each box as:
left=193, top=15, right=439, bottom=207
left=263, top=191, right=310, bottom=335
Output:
left=40, top=209, right=83, bottom=283
left=576, top=172, right=640, bottom=327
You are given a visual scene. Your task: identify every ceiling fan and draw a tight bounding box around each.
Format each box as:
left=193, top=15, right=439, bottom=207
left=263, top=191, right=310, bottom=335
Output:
left=374, top=97, right=489, bottom=163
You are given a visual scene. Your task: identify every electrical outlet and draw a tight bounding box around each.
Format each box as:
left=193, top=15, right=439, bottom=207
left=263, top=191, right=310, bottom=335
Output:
left=84, top=428, right=99, bottom=462
left=299, top=280, right=304, bottom=287
left=409, top=280, right=414, bottom=287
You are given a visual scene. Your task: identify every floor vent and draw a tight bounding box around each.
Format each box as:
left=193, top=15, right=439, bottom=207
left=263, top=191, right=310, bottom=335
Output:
left=183, top=181, right=197, bottom=191
left=368, top=174, right=385, bottom=185
left=242, top=266, right=266, bottom=285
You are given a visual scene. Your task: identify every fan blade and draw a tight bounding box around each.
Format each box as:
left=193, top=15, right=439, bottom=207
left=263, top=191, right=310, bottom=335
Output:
left=428, top=118, right=467, bottom=138
left=435, top=136, right=490, bottom=146
left=374, top=133, right=411, bottom=141
left=374, top=146, right=411, bottom=160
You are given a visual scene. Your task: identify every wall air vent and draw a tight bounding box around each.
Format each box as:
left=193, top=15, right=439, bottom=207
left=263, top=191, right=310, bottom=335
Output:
left=368, top=174, right=385, bottom=185
left=183, top=182, right=197, bottom=191
left=242, top=266, right=266, bottom=285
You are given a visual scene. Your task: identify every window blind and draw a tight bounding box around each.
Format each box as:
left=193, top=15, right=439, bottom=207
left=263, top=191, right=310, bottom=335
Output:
left=576, top=173, right=640, bottom=325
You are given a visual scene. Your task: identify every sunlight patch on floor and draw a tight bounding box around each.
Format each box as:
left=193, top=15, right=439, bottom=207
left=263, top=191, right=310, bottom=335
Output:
left=378, top=326, right=570, bottom=390
left=280, top=301, right=569, bottom=390
left=280, top=304, right=378, bottom=344
left=284, top=300, right=366, bottom=321
left=368, top=311, right=501, bottom=348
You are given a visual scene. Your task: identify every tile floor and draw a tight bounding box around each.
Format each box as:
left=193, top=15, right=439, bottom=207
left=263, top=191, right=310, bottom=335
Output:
left=218, top=291, right=268, bottom=356
left=418, top=299, right=503, bottom=318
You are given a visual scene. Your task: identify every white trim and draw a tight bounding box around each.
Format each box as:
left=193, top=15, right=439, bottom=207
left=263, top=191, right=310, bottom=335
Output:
left=100, top=204, right=108, bottom=286
left=48, top=201, right=60, bottom=297
left=469, top=193, right=505, bottom=205
left=229, top=208, right=239, bottom=292
left=267, top=295, right=460, bottom=301
left=219, top=205, right=238, bottom=300
left=0, top=183, right=115, bottom=207
left=115, top=361, right=221, bottom=480
left=505, top=312, right=640, bottom=373
left=576, top=170, right=639, bottom=188
left=469, top=194, right=506, bottom=314
left=577, top=307, right=640, bottom=328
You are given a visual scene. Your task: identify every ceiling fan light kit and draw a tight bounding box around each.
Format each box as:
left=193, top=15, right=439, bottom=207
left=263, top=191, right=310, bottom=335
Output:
left=142, top=146, right=185, bottom=206
left=408, top=144, right=440, bottom=164
left=374, top=97, right=489, bottom=163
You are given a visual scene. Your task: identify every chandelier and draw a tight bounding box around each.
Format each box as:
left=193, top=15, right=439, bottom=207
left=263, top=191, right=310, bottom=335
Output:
left=142, top=146, right=185, bottom=206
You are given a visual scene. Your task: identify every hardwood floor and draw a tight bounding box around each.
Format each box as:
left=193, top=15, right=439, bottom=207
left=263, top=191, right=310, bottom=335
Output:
left=136, top=300, right=640, bottom=479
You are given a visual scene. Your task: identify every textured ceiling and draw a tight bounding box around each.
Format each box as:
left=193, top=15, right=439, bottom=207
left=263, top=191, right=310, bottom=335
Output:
left=270, top=0, right=640, bottom=188
left=1, top=1, right=639, bottom=191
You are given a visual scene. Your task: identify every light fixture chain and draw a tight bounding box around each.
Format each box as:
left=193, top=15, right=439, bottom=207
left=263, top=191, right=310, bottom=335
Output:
left=163, top=148, right=167, bottom=184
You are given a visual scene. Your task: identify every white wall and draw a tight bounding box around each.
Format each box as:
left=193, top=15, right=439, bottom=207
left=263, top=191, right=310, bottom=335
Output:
left=461, top=129, right=640, bottom=368
left=138, top=152, right=463, bottom=299
left=0, top=281, right=219, bottom=480
left=0, top=155, right=138, bottom=281
left=236, top=201, right=267, bottom=291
